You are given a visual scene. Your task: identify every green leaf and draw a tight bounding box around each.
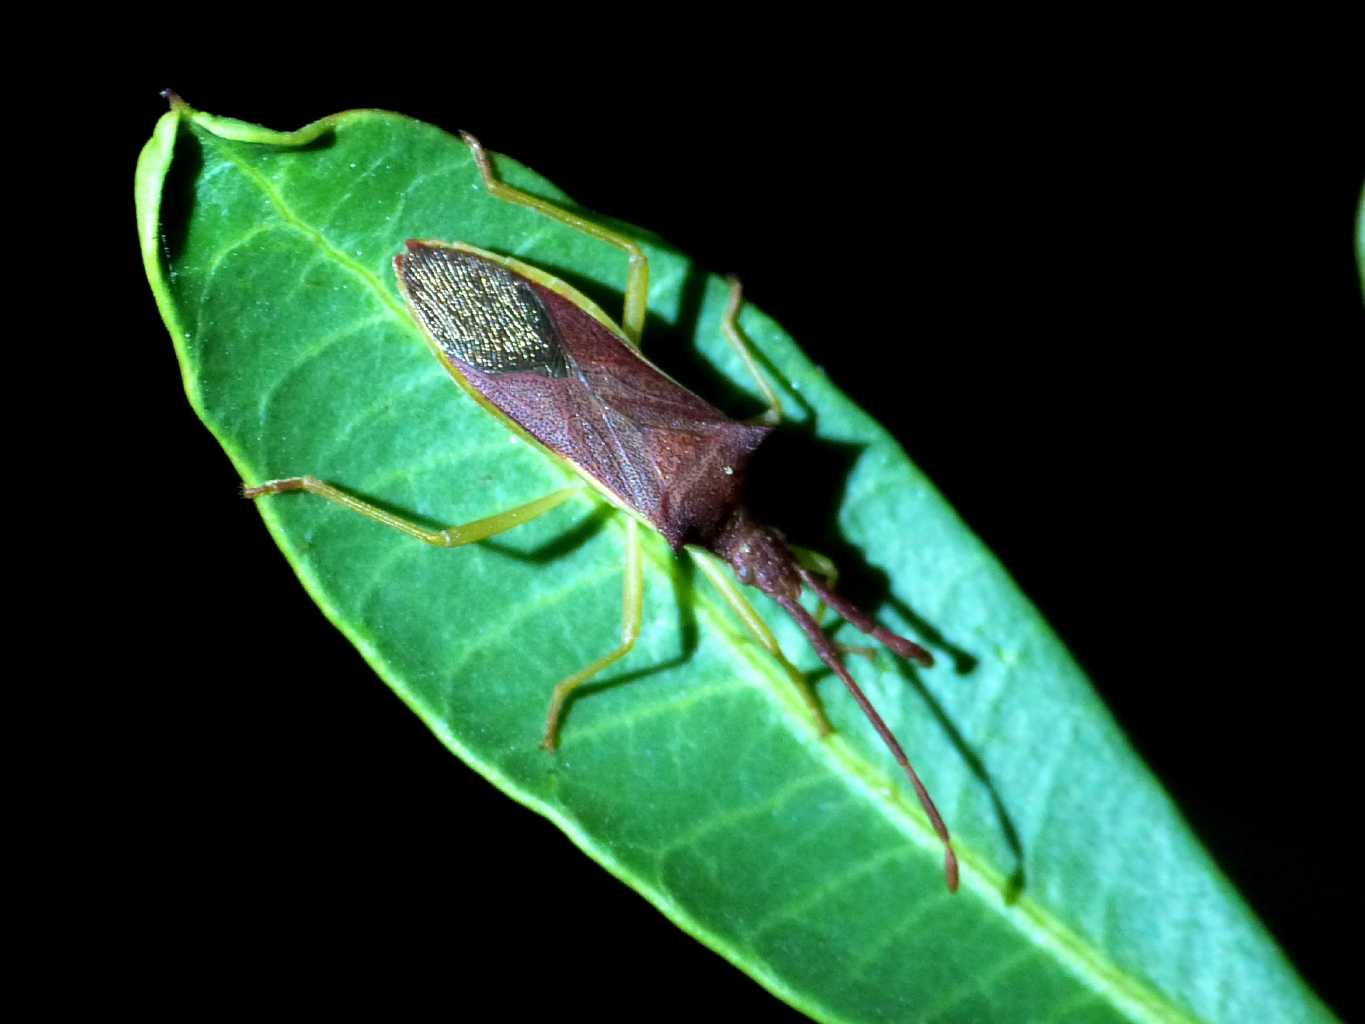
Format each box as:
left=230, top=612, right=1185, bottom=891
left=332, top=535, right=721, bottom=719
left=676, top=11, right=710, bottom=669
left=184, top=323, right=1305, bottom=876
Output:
left=137, top=101, right=1331, bottom=1024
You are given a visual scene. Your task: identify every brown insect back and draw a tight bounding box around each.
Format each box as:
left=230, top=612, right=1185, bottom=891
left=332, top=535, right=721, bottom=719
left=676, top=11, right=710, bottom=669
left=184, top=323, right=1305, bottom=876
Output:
left=248, top=135, right=960, bottom=892
left=397, top=240, right=773, bottom=550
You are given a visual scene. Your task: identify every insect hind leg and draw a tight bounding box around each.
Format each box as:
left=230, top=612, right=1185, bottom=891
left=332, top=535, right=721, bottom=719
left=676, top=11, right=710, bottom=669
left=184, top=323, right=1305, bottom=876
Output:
left=243, top=476, right=582, bottom=547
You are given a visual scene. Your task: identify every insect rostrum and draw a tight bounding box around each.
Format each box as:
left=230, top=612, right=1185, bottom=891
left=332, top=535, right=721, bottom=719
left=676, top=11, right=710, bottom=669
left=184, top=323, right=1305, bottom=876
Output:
left=246, top=132, right=959, bottom=892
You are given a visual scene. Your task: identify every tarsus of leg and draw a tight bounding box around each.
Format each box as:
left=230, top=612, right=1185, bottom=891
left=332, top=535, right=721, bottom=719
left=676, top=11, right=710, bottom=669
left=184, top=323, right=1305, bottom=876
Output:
left=542, top=516, right=645, bottom=750
left=461, top=132, right=649, bottom=347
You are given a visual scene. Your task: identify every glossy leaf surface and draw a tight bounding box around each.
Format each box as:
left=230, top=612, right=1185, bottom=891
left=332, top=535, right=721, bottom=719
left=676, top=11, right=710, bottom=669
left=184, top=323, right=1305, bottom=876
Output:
left=137, top=103, right=1331, bottom=1023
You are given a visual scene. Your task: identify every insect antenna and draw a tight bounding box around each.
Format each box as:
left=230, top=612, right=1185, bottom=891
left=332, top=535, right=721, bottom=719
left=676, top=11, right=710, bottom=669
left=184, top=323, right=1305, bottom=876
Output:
left=796, top=566, right=935, bottom=668
left=706, top=506, right=958, bottom=891
left=772, top=590, right=960, bottom=892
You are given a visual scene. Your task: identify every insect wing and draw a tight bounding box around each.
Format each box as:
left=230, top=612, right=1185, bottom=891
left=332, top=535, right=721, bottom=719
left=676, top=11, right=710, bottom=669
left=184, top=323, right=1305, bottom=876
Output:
left=398, top=242, right=568, bottom=378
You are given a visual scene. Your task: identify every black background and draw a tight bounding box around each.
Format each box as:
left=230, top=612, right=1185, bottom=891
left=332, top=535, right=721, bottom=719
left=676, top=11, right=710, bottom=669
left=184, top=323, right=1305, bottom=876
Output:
left=82, top=51, right=1360, bottom=1020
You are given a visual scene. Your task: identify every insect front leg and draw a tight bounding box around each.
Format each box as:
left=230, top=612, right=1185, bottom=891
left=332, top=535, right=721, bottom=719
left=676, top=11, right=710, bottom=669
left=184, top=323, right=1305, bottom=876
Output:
left=243, top=476, right=582, bottom=547
left=686, top=547, right=833, bottom=736
left=542, top=517, right=645, bottom=751
left=462, top=132, right=650, bottom=347
left=787, top=543, right=838, bottom=625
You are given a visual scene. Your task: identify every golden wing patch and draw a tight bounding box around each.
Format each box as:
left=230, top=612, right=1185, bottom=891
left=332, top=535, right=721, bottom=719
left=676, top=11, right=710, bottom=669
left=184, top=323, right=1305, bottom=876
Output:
left=398, top=243, right=568, bottom=378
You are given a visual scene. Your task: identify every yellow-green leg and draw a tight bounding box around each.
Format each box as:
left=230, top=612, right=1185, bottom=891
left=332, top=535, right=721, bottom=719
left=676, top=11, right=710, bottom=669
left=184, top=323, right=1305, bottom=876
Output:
left=242, top=475, right=582, bottom=547
left=789, top=544, right=837, bottom=625
left=721, top=277, right=783, bottom=426
left=789, top=544, right=837, bottom=587
left=462, top=137, right=786, bottom=428
left=542, top=516, right=645, bottom=750
left=687, top=546, right=833, bottom=736
left=462, top=132, right=649, bottom=347
left=245, top=474, right=644, bottom=750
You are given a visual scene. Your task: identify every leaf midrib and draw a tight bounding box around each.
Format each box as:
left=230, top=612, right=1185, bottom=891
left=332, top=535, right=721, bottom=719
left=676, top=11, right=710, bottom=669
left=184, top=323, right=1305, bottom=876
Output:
left=181, top=111, right=1199, bottom=1024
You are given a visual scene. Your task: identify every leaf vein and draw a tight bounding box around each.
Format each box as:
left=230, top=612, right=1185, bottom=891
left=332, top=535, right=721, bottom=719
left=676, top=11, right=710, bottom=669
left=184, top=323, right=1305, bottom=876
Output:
left=653, top=772, right=831, bottom=866
left=922, top=946, right=1041, bottom=1023
left=196, top=130, right=410, bottom=324
left=256, top=315, right=394, bottom=446
left=743, top=844, right=913, bottom=946
left=565, top=680, right=744, bottom=748
left=191, top=223, right=280, bottom=339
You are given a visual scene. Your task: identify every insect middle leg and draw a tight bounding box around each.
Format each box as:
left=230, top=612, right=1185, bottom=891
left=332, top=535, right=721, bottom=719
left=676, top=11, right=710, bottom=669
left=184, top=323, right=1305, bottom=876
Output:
left=242, top=475, right=582, bottom=547
left=721, top=277, right=783, bottom=426
left=462, top=132, right=649, bottom=347
left=542, top=516, right=645, bottom=751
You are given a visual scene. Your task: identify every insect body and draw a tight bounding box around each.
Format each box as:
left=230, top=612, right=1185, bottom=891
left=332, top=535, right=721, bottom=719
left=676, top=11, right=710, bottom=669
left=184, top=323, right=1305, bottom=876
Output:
left=246, top=134, right=959, bottom=892
left=398, top=240, right=769, bottom=552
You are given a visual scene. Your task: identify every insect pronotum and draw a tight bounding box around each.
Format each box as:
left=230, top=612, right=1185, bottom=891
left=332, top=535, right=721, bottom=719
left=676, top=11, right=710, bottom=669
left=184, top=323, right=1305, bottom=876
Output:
left=244, top=133, right=960, bottom=892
